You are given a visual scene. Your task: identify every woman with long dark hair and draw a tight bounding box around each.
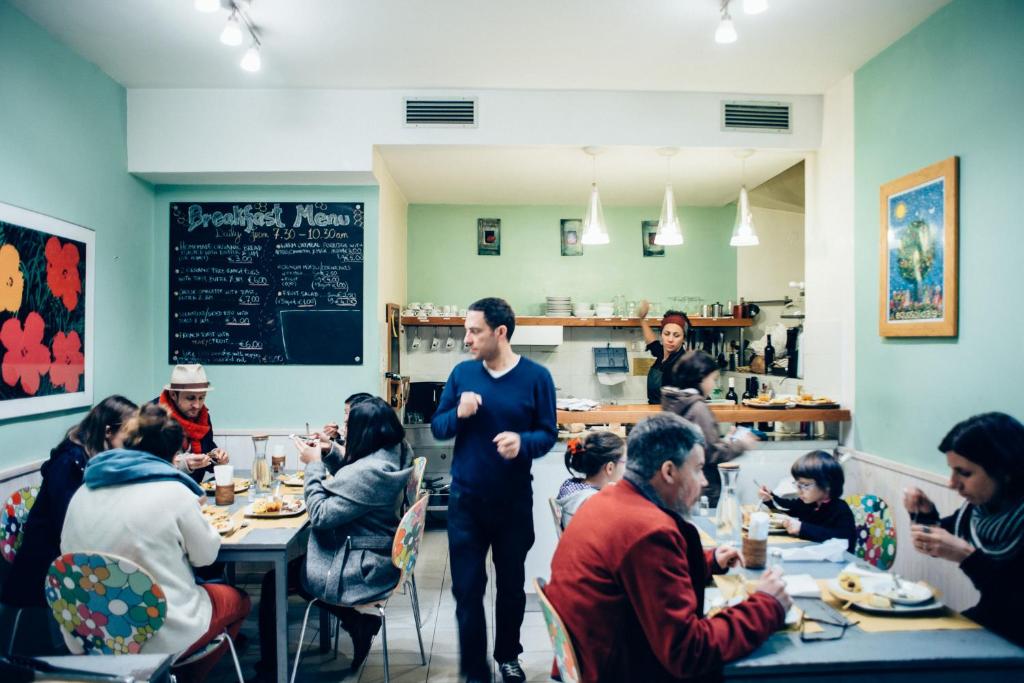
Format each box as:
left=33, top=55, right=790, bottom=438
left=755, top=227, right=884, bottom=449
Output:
left=905, top=412, right=1024, bottom=646
left=254, top=396, right=414, bottom=678
left=554, top=431, right=626, bottom=529
left=1, top=395, right=137, bottom=615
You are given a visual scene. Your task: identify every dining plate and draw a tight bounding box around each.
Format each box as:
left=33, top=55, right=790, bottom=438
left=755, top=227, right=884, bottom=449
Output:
left=243, top=499, right=306, bottom=518
left=880, top=581, right=935, bottom=605
left=201, top=478, right=251, bottom=494
left=743, top=524, right=789, bottom=535
left=825, top=578, right=946, bottom=615
left=794, top=401, right=841, bottom=409
left=279, top=473, right=305, bottom=487
left=742, top=399, right=793, bottom=410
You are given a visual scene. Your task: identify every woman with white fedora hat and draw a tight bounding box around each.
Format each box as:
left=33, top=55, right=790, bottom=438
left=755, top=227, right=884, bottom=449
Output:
left=154, top=363, right=229, bottom=484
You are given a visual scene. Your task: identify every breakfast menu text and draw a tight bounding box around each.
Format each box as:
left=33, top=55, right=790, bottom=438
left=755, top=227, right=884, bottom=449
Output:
left=168, top=201, right=364, bottom=365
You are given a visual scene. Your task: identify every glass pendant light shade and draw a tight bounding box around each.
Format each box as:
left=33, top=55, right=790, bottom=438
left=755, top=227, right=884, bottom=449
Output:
left=240, top=44, right=261, bottom=72
left=654, top=184, right=684, bottom=246
left=743, top=0, right=768, bottom=15
left=715, top=16, right=738, bottom=44
left=580, top=182, right=610, bottom=245
left=220, top=12, right=243, bottom=46
left=195, top=0, right=220, bottom=13
left=730, top=186, right=760, bottom=246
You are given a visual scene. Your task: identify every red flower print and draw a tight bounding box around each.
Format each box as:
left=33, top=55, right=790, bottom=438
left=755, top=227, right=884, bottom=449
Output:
left=74, top=604, right=108, bottom=639
left=50, top=331, right=84, bottom=392
left=1, top=312, right=51, bottom=395
left=45, top=237, right=82, bottom=311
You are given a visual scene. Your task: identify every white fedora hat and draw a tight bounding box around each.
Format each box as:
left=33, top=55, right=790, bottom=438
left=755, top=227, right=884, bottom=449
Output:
left=164, top=364, right=214, bottom=392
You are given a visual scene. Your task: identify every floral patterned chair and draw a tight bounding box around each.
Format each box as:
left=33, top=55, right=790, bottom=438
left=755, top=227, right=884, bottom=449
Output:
left=844, top=494, right=897, bottom=570
left=404, top=456, right=428, bottom=512
left=44, top=552, right=243, bottom=681
left=292, top=493, right=430, bottom=683
left=535, top=577, right=581, bottom=683
left=2, top=485, right=39, bottom=653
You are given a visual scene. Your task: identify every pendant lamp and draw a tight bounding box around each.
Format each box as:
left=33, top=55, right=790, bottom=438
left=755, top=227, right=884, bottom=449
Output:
left=581, top=147, right=610, bottom=245
left=654, top=148, right=683, bottom=246
left=730, top=150, right=760, bottom=247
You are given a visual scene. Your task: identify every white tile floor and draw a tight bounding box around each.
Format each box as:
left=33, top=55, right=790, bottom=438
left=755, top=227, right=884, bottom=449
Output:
left=206, top=527, right=555, bottom=682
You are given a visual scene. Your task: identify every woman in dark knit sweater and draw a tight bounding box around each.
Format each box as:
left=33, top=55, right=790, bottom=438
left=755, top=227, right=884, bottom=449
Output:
left=905, top=412, right=1024, bottom=647
left=758, top=449, right=856, bottom=552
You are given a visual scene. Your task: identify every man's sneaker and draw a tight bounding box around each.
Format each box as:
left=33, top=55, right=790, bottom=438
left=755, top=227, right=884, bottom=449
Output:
left=498, top=660, right=526, bottom=683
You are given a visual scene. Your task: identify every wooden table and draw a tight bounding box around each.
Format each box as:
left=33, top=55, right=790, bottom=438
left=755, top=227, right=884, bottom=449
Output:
left=557, top=403, right=851, bottom=425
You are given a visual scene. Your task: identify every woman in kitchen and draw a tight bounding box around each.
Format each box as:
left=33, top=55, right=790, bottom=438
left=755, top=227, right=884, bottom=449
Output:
left=637, top=299, right=690, bottom=404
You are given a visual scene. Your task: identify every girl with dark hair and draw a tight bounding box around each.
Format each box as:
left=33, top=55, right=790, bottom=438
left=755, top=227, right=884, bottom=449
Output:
left=758, top=450, right=856, bottom=551
left=661, top=350, right=757, bottom=506
left=637, top=300, right=690, bottom=404
left=554, top=431, right=626, bottom=529
left=254, top=397, right=414, bottom=678
left=1, top=395, right=137, bottom=614
left=905, top=412, right=1024, bottom=646
left=61, top=404, right=250, bottom=680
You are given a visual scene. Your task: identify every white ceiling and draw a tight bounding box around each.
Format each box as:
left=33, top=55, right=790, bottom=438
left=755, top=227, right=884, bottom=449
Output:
left=12, top=0, right=948, bottom=94
left=376, top=146, right=805, bottom=207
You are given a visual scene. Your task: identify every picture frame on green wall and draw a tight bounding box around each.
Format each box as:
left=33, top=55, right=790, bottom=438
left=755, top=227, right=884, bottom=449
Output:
left=477, top=217, right=500, bottom=255
left=878, top=156, right=958, bottom=337
left=560, top=219, right=583, bottom=256
left=641, top=220, right=665, bottom=257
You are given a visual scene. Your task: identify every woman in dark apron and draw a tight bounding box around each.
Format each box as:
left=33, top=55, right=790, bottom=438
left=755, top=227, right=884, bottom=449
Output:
left=637, top=300, right=690, bottom=404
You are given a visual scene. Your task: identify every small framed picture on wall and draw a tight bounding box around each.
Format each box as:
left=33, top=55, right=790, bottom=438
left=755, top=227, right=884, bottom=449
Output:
left=560, top=219, right=583, bottom=256
left=477, top=218, right=501, bottom=255
left=641, top=220, right=665, bottom=257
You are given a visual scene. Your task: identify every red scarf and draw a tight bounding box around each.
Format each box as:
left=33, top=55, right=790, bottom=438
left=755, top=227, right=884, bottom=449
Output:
left=159, top=390, right=211, bottom=454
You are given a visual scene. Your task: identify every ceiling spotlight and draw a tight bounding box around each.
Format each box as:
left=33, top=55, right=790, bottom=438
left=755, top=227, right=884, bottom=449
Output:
left=220, top=12, right=243, bottom=46
left=743, top=0, right=768, bottom=15
left=715, top=2, right=738, bottom=44
left=240, top=43, right=261, bottom=72
left=194, top=0, right=220, bottom=13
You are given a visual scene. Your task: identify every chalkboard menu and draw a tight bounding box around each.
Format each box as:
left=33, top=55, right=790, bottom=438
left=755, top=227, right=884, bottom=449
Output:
left=169, top=202, right=364, bottom=365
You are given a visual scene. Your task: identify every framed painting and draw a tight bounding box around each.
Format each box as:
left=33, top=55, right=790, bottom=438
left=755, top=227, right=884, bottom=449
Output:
left=477, top=218, right=500, bottom=256
left=878, top=157, right=958, bottom=337
left=0, top=202, right=94, bottom=419
left=641, top=220, right=665, bottom=257
left=560, top=219, right=583, bottom=256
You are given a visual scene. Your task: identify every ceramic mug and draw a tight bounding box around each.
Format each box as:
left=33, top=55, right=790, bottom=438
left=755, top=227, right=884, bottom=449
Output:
left=429, top=337, right=441, bottom=351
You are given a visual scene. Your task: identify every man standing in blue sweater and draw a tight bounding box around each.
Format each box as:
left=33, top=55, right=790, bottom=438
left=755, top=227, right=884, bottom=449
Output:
left=432, top=297, right=557, bottom=683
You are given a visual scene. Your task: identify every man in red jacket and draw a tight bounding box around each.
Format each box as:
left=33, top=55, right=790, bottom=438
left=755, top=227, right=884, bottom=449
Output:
left=545, top=412, right=791, bottom=682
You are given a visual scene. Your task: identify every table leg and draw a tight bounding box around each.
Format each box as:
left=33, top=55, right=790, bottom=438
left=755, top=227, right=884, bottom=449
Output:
left=274, top=556, right=288, bottom=683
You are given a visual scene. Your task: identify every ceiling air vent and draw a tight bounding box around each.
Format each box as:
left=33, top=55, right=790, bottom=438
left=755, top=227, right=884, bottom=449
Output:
left=404, top=97, right=478, bottom=128
left=722, top=101, right=792, bottom=133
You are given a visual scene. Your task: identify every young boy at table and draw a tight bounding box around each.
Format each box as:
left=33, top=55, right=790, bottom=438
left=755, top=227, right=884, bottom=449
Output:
left=758, top=449, right=856, bottom=551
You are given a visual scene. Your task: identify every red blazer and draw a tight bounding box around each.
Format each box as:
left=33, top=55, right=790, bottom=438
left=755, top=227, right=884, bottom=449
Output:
left=545, top=479, right=784, bottom=682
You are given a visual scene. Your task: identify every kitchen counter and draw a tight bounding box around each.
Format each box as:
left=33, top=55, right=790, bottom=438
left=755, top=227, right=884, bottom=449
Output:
left=557, top=403, right=851, bottom=425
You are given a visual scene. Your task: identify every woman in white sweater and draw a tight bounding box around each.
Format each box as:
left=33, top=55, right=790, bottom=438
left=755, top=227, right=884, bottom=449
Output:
left=61, top=404, right=250, bottom=681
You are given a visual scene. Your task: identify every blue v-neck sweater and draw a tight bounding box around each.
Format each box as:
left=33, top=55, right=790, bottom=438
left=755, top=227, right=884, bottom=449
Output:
left=431, top=357, right=557, bottom=499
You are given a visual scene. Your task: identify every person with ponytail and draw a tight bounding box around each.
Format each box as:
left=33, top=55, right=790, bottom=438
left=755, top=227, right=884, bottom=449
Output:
left=554, top=431, right=626, bottom=530
left=904, top=412, right=1024, bottom=646
left=61, top=405, right=250, bottom=680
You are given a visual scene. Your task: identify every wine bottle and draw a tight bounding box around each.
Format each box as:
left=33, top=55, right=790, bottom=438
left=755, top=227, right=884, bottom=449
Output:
left=725, top=377, right=738, bottom=404
left=764, top=334, right=775, bottom=370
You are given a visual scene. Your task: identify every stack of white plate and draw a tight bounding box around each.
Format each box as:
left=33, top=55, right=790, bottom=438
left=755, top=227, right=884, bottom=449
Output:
left=573, top=302, right=595, bottom=317
left=546, top=296, right=573, bottom=316
left=594, top=302, right=615, bottom=317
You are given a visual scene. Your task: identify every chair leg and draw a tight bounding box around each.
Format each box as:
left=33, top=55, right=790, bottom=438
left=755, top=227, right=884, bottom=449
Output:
left=332, top=613, right=342, bottom=659
left=379, top=605, right=389, bottom=683
left=290, top=599, right=319, bottom=683
left=7, top=607, right=22, bottom=655
left=408, top=579, right=426, bottom=665
left=222, top=631, right=245, bottom=683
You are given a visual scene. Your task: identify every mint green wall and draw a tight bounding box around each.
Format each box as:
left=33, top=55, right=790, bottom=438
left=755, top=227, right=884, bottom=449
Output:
left=408, top=204, right=737, bottom=313
left=854, top=0, right=1024, bottom=472
left=0, top=2, right=156, bottom=469
left=153, top=187, right=381, bottom=430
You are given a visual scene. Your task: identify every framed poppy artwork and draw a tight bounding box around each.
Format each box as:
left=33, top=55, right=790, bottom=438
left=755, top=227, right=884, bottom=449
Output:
left=0, top=202, right=94, bottom=419
left=477, top=218, right=500, bottom=256
left=878, top=157, right=958, bottom=337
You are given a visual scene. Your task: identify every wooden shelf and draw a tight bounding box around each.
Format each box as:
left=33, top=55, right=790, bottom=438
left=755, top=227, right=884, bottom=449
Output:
left=557, top=403, right=850, bottom=425
left=401, top=316, right=753, bottom=328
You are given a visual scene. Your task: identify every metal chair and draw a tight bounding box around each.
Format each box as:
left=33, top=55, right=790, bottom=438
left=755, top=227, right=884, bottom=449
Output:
left=44, top=551, right=243, bottom=682
left=534, top=577, right=581, bottom=683
left=292, top=494, right=430, bottom=683
left=549, top=497, right=564, bottom=538
left=2, top=485, right=39, bottom=654
left=844, top=494, right=897, bottom=570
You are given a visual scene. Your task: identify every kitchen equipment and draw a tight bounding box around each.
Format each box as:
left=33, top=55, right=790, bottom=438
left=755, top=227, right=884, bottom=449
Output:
left=701, top=304, right=710, bottom=318
left=711, top=302, right=723, bottom=318
left=405, top=381, right=446, bottom=424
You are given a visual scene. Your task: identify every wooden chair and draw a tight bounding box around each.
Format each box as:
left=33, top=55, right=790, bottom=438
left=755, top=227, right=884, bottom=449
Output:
left=534, top=578, right=581, bottom=683
left=44, top=551, right=243, bottom=682
left=2, top=485, right=39, bottom=654
left=549, top=497, right=564, bottom=538
left=404, top=456, right=428, bottom=512
left=844, top=494, right=897, bottom=570
left=292, top=494, right=430, bottom=683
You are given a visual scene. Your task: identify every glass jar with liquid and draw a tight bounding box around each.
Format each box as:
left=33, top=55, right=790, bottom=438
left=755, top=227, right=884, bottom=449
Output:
left=715, top=462, right=742, bottom=544
left=251, top=433, right=272, bottom=495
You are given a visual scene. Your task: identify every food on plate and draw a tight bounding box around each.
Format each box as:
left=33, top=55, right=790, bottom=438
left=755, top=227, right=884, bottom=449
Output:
left=838, top=572, right=862, bottom=594
left=201, top=477, right=250, bottom=492
left=212, top=518, right=235, bottom=534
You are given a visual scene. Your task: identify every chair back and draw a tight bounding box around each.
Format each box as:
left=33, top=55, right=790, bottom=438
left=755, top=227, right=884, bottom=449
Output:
left=2, top=486, right=40, bottom=563
left=548, top=497, right=564, bottom=538
left=844, top=494, right=897, bottom=570
left=534, top=578, right=581, bottom=683
left=392, top=494, right=429, bottom=583
left=45, top=552, right=167, bottom=655
left=404, top=456, right=427, bottom=509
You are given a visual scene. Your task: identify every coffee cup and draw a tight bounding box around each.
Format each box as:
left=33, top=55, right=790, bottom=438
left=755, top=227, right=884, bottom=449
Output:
left=214, top=464, right=233, bottom=486
left=445, top=336, right=456, bottom=350
left=430, top=337, right=441, bottom=352
left=742, top=536, right=767, bottom=569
